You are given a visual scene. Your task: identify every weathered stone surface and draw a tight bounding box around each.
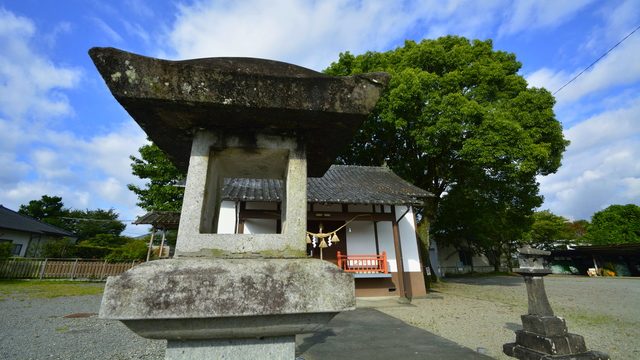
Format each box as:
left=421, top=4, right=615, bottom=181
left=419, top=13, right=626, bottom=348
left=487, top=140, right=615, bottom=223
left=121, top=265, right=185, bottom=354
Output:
left=99, top=258, right=355, bottom=320
left=123, top=314, right=334, bottom=340
left=504, top=343, right=610, bottom=360
left=175, top=132, right=308, bottom=257
left=523, top=276, right=555, bottom=316
left=515, top=245, right=550, bottom=271
left=88, top=47, right=389, bottom=177
left=504, top=247, right=610, bottom=360
left=515, top=330, right=587, bottom=355
left=521, top=315, right=567, bottom=337
left=165, top=337, right=294, bottom=360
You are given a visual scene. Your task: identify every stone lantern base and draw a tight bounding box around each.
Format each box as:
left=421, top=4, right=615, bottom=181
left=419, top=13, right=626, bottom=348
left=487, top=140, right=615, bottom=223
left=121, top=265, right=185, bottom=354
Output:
left=99, top=258, right=355, bottom=359
left=503, top=314, right=609, bottom=360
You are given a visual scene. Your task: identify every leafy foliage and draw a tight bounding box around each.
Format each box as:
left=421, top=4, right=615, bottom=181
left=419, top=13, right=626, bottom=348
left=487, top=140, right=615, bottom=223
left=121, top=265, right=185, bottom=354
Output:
left=523, top=210, right=572, bottom=250
left=65, top=209, right=126, bottom=240
left=105, top=240, right=148, bottom=262
left=585, top=204, right=640, bottom=245
left=18, top=195, right=69, bottom=229
left=41, top=238, right=76, bottom=258
left=0, top=242, right=12, bottom=259
left=326, top=37, right=568, bottom=267
left=79, top=234, right=129, bottom=248
left=18, top=195, right=126, bottom=242
left=128, top=143, right=185, bottom=211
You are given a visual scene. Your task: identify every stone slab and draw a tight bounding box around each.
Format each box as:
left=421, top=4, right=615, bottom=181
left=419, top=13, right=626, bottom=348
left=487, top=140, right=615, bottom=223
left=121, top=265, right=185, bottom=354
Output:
left=515, top=330, right=587, bottom=355
left=100, top=258, right=355, bottom=320
left=89, top=47, right=389, bottom=177
left=123, top=313, right=336, bottom=340
left=166, top=336, right=294, bottom=360
left=521, top=315, right=567, bottom=337
left=504, top=343, right=610, bottom=360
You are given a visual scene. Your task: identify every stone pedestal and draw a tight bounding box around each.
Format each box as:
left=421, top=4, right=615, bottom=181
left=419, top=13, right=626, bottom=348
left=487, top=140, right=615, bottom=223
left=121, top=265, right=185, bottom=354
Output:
left=504, top=247, right=609, bottom=360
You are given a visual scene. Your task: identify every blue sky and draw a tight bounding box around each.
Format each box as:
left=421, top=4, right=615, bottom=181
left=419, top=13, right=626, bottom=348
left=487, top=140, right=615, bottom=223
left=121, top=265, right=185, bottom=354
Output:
left=1, top=0, right=638, bottom=236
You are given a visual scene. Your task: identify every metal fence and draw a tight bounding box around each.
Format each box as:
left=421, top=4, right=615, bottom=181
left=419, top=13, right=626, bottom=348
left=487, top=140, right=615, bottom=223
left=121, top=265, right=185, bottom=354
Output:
left=0, top=258, right=139, bottom=280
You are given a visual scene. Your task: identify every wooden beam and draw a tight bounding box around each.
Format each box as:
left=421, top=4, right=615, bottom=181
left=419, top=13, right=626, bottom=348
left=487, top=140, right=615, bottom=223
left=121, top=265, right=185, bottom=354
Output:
left=391, top=205, right=407, bottom=300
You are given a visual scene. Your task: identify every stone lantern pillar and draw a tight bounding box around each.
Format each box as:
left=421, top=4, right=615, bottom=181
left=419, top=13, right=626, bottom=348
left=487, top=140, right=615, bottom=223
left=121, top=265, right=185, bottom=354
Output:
left=89, top=47, right=388, bottom=359
left=503, top=246, right=609, bottom=360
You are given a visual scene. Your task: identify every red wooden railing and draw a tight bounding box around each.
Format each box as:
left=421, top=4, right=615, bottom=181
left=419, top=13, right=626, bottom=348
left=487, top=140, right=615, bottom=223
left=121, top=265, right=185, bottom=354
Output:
left=336, top=251, right=388, bottom=274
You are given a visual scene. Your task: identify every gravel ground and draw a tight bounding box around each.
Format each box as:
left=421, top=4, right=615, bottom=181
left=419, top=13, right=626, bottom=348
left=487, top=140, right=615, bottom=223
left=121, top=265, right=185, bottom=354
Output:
left=377, top=275, right=640, bottom=360
left=1, top=276, right=637, bottom=359
left=0, top=294, right=164, bottom=360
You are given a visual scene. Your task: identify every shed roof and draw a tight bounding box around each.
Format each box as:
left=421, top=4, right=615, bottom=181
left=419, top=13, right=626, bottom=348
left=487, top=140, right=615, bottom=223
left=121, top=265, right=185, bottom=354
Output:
left=222, top=165, right=433, bottom=206
left=0, top=205, right=75, bottom=237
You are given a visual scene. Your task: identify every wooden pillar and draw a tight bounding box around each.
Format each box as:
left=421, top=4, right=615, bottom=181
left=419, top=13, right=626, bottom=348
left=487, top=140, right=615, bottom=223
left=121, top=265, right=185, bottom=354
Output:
left=391, top=206, right=407, bottom=299
left=146, top=227, right=156, bottom=262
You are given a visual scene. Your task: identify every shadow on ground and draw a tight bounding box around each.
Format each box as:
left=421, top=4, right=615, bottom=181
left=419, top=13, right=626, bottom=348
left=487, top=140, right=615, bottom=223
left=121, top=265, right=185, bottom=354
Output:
left=296, top=308, right=492, bottom=360
left=445, top=276, right=523, bottom=287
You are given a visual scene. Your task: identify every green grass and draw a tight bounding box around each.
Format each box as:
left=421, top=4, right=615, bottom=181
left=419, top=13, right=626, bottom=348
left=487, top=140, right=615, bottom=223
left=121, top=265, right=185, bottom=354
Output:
left=0, top=280, right=104, bottom=300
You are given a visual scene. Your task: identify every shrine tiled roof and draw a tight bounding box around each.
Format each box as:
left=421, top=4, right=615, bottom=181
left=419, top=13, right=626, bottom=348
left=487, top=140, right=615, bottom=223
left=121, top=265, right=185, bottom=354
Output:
left=221, top=165, right=433, bottom=206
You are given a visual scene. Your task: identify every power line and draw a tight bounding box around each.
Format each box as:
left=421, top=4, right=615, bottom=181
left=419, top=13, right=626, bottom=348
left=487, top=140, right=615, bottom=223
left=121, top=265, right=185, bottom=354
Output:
left=553, top=24, right=640, bottom=95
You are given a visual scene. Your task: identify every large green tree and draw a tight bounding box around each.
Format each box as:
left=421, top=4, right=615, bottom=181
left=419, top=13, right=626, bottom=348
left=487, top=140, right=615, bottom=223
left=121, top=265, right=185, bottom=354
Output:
left=19, top=195, right=69, bottom=229
left=585, top=204, right=640, bottom=245
left=19, top=195, right=126, bottom=242
left=326, top=37, right=568, bottom=267
left=66, top=208, right=126, bottom=240
left=325, top=36, right=567, bottom=222
left=128, top=143, right=185, bottom=212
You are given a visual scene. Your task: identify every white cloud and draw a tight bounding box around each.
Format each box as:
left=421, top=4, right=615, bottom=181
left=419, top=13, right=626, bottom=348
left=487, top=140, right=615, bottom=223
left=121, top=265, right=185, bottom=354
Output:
left=0, top=9, right=82, bottom=120
left=539, top=97, right=640, bottom=220
left=526, top=35, right=640, bottom=105
left=90, top=16, right=123, bottom=43
left=498, top=0, right=593, bottom=36
left=166, top=0, right=495, bottom=70
left=0, top=9, right=148, bottom=236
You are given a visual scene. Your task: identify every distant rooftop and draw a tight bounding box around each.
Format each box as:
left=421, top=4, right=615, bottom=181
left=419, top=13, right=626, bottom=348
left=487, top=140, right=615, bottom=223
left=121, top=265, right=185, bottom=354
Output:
left=0, top=205, right=75, bottom=237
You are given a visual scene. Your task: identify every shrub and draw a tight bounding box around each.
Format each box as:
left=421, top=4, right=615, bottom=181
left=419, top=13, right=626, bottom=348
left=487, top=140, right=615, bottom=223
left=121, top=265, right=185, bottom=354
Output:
left=105, top=240, right=148, bottom=262
left=74, top=244, right=112, bottom=259
left=0, top=242, right=12, bottom=259
left=42, top=238, right=76, bottom=258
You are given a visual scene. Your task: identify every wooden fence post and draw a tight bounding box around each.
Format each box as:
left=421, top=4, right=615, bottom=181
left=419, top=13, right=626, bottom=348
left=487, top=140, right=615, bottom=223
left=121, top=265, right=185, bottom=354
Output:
left=39, top=258, right=48, bottom=279
left=70, top=258, right=79, bottom=279
left=100, top=260, right=108, bottom=280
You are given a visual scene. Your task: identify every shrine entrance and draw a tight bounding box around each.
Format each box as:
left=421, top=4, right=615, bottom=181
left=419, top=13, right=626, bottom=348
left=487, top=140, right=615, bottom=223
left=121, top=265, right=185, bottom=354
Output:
left=307, top=220, right=347, bottom=265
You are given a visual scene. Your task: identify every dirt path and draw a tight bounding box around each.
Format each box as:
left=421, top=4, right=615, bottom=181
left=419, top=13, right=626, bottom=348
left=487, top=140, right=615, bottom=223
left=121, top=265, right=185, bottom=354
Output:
left=377, top=275, right=639, bottom=360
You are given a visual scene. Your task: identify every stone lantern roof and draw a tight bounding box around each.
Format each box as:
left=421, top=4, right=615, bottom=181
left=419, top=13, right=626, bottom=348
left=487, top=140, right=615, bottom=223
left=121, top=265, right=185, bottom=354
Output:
left=89, top=47, right=389, bottom=177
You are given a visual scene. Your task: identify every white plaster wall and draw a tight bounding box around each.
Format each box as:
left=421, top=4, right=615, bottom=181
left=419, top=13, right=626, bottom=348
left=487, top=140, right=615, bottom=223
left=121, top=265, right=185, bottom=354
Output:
left=376, top=222, right=397, bottom=272
left=395, top=206, right=422, bottom=272
left=245, top=219, right=278, bottom=234
left=345, top=221, right=377, bottom=255
left=216, top=201, right=237, bottom=234
left=0, top=229, right=31, bottom=256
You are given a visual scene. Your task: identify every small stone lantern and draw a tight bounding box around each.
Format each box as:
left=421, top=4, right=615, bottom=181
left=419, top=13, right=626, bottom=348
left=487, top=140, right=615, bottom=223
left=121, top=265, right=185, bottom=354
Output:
left=504, top=246, right=609, bottom=360
left=90, top=48, right=388, bottom=359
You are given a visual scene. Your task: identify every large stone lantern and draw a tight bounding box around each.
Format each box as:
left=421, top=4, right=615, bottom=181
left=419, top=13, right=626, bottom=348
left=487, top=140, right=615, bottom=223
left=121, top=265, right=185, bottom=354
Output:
left=504, top=246, right=609, bottom=360
left=89, top=48, right=388, bottom=359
